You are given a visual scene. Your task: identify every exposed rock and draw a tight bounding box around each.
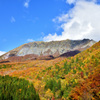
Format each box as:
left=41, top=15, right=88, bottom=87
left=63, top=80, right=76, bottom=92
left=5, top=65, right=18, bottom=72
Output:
left=0, top=39, right=96, bottom=61
left=60, top=50, right=80, bottom=57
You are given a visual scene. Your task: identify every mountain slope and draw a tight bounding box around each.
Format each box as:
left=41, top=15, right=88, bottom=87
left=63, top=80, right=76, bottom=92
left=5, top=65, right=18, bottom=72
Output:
left=0, top=41, right=99, bottom=100
left=0, top=39, right=95, bottom=61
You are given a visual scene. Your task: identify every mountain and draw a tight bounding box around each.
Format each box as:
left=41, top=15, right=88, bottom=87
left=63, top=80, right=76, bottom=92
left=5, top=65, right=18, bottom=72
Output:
left=0, top=39, right=95, bottom=62
left=0, top=40, right=99, bottom=100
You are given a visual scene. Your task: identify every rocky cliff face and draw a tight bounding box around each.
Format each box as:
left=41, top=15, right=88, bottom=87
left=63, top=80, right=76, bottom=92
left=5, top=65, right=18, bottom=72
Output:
left=0, top=39, right=96, bottom=61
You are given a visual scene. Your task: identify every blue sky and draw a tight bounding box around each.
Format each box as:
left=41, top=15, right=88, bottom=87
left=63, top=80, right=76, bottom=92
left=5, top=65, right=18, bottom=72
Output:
left=0, top=0, right=72, bottom=52
left=0, top=0, right=100, bottom=55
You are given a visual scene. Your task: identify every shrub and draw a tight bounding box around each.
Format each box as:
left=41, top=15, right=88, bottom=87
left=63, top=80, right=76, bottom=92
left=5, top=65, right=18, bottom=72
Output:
left=0, top=75, right=40, bottom=100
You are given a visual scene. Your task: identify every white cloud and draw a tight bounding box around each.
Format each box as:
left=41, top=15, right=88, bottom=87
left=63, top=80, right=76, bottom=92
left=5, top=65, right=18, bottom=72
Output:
left=66, top=0, right=76, bottom=4
left=11, top=16, right=15, bottom=23
left=66, top=0, right=97, bottom=4
left=24, top=0, right=30, bottom=8
left=43, top=0, right=100, bottom=41
left=0, top=51, right=6, bottom=56
left=52, top=14, right=69, bottom=23
left=27, top=39, right=34, bottom=42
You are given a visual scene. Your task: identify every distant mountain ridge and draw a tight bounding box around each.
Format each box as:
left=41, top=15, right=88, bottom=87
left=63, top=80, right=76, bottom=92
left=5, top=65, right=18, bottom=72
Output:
left=0, top=39, right=96, bottom=61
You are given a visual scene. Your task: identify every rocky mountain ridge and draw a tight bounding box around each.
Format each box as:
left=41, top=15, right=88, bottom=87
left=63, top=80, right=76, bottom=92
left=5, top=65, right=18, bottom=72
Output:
left=0, top=39, right=96, bottom=61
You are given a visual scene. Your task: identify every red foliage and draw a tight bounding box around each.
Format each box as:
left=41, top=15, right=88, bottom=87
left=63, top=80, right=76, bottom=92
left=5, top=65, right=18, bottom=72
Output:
left=80, top=71, right=84, bottom=78
left=70, top=66, right=100, bottom=100
left=51, top=96, right=55, bottom=100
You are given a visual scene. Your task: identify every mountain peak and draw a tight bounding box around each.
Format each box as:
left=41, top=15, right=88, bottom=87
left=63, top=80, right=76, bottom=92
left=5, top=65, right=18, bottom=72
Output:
left=0, top=39, right=96, bottom=62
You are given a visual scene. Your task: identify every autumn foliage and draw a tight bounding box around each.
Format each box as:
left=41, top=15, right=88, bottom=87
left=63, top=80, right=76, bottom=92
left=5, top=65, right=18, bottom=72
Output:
left=0, top=75, right=40, bottom=100
left=0, top=41, right=100, bottom=100
left=70, top=66, right=100, bottom=100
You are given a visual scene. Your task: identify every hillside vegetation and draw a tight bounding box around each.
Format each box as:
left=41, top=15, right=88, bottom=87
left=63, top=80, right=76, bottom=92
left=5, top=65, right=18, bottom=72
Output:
left=0, top=75, right=40, bottom=100
left=0, top=41, right=99, bottom=100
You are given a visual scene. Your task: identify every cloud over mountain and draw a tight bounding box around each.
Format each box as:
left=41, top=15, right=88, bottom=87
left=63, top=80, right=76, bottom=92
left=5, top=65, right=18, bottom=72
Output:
left=27, top=39, right=34, bottom=42
left=43, top=0, right=100, bottom=41
left=0, top=51, right=6, bottom=56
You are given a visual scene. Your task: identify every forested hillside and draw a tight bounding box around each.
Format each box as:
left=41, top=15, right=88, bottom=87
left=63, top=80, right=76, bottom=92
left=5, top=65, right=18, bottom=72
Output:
left=0, top=41, right=99, bottom=100
left=0, top=75, right=40, bottom=100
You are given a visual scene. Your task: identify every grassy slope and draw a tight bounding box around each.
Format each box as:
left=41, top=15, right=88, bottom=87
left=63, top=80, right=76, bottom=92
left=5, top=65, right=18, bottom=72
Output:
left=0, top=41, right=100, bottom=100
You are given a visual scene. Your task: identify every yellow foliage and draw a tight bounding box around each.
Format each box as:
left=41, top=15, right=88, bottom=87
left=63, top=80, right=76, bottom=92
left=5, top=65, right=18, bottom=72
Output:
left=45, top=89, right=53, bottom=99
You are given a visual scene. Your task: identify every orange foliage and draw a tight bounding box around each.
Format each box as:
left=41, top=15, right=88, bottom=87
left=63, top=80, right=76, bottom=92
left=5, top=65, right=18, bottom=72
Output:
left=70, top=66, right=100, bottom=100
